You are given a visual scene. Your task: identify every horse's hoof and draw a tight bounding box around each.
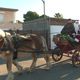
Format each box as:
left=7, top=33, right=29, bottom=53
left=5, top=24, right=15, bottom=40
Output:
left=28, top=67, right=36, bottom=73
left=17, top=72, right=23, bottom=75
left=27, top=68, right=33, bottom=72
left=6, top=74, right=14, bottom=80
left=43, top=66, right=50, bottom=70
left=17, top=66, right=23, bottom=74
left=45, top=68, right=50, bottom=70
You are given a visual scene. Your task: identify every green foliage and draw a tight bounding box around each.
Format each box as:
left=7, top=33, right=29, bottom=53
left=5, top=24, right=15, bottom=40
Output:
left=39, top=14, right=49, bottom=18
left=23, top=11, right=50, bottom=22
left=54, top=13, right=63, bottom=19
left=23, top=11, right=64, bottom=22
left=23, top=11, right=39, bottom=22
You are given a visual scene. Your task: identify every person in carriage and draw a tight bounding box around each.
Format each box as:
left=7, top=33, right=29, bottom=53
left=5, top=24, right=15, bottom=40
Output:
left=61, top=19, right=79, bottom=47
left=73, top=21, right=80, bottom=42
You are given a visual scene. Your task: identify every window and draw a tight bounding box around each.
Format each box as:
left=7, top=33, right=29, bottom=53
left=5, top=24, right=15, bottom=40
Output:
left=0, top=13, right=4, bottom=23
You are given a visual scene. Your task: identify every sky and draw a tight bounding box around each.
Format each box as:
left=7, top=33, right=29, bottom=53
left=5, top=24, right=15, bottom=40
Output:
left=0, top=0, right=80, bottom=22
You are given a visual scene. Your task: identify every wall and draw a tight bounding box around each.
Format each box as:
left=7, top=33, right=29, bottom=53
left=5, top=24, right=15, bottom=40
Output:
left=4, top=11, right=15, bottom=23
left=23, top=18, right=51, bottom=48
left=0, top=10, right=15, bottom=23
left=0, top=23, right=23, bottom=30
left=50, top=25, right=64, bottom=49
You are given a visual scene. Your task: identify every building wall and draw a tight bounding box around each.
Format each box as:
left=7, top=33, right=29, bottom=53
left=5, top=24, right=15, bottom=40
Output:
left=50, top=25, right=64, bottom=49
left=0, top=10, right=15, bottom=23
left=0, top=8, right=23, bottom=30
left=23, top=18, right=51, bottom=48
left=0, top=23, right=23, bottom=30
left=4, top=11, right=15, bottom=23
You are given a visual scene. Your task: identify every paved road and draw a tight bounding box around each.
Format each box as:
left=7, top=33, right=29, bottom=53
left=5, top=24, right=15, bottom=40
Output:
left=0, top=56, right=80, bottom=80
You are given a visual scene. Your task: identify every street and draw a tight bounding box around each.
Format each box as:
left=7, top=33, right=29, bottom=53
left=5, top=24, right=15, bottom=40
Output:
left=0, top=55, right=80, bottom=80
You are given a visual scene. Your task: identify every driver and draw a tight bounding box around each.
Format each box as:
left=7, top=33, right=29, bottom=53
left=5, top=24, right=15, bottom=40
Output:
left=61, top=19, right=75, bottom=37
left=61, top=19, right=78, bottom=46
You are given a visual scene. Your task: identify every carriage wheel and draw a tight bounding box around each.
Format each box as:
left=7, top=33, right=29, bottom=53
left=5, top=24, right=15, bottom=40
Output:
left=72, top=51, right=80, bottom=67
left=52, top=47, right=63, bottom=62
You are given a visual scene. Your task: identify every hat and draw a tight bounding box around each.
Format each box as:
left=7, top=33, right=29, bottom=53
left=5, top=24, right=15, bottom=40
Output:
left=67, top=19, right=73, bottom=23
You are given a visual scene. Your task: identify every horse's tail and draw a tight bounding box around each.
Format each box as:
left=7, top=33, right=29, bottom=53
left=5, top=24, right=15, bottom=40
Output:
left=40, top=36, right=48, bottom=51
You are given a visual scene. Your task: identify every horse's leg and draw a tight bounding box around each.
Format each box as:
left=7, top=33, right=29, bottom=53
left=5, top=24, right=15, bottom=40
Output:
left=13, top=60, right=23, bottom=73
left=12, top=51, right=23, bottom=73
left=40, top=36, right=51, bottom=69
left=43, top=52, right=51, bottom=70
left=29, top=53, right=37, bottom=72
left=5, top=51, right=14, bottom=80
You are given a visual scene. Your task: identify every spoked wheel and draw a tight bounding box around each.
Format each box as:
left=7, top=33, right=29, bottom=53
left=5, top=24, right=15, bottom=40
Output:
left=52, top=47, right=63, bottom=62
left=72, top=50, right=80, bottom=67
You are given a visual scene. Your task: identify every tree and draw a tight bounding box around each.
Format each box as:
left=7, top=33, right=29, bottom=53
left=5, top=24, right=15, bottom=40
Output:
left=23, top=11, right=39, bottom=22
left=39, top=14, right=49, bottom=18
left=54, top=13, right=63, bottom=19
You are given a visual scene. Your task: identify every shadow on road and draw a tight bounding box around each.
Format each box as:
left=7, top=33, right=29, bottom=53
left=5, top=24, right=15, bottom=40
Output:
left=0, top=59, right=80, bottom=80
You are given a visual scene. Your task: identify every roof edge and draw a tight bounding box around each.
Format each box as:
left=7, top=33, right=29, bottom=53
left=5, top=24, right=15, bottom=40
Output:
left=0, top=7, right=18, bottom=11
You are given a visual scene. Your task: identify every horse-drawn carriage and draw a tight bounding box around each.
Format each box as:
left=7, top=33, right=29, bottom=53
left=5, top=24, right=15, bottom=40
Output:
left=10, top=30, right=80, bottom=67
left=52, top=33, right=80, bottom=67
left=1, top=28, right=80, bottom=80
left=8, top=29, right=80, bottom=68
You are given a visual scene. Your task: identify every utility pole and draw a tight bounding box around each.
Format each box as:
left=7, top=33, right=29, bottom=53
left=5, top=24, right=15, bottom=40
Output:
left=41, top=0, right=45, bottom=18
left=41, top=0, right=47, bottom=45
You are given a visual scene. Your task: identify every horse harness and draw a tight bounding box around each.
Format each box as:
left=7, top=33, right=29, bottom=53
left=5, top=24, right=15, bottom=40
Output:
left=12, top=34, right=45, bottom=53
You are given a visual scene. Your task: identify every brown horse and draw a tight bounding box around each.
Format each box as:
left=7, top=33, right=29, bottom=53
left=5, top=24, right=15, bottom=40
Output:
left=0, top=30, right=51, bottom=80
left=12, top=33, right=51, bottom=71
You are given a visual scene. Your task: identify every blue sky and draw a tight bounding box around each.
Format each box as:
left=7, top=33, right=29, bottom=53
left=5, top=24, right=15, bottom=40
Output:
left=0, top=0, right=80, bottom=22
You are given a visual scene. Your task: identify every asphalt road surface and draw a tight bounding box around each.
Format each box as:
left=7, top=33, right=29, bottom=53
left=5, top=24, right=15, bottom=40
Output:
left=0, top=55, right=80, bottom=80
